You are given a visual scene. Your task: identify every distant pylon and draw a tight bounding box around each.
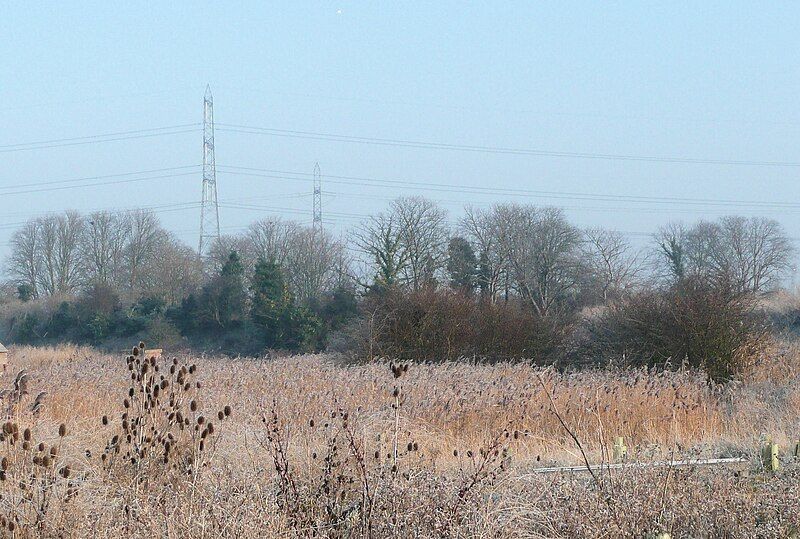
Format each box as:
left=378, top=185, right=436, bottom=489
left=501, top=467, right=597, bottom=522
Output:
left=313, top=162, right=322, bottom=230
left=199, top=85, right=220, bottom=256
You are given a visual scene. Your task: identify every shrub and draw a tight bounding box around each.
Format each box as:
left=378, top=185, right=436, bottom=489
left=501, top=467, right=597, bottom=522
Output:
left=577, top=277, right=770, bottom=381
left=358, top=287, right=570, bottom=363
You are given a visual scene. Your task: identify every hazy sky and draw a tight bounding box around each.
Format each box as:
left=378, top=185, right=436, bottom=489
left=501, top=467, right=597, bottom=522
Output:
left=3, top=2, right=800, bottom=269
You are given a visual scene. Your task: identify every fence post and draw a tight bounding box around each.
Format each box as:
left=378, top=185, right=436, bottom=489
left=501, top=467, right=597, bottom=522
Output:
left=613, top=436, right=627, bottom=462
left=761, top=438, right=779, bottom=472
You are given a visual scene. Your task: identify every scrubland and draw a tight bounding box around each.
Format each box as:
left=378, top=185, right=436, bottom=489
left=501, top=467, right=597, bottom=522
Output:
left=0, top=344, right=798, bottom=538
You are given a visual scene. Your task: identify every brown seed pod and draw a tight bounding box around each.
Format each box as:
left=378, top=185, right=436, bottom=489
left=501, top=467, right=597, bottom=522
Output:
left=58, top=424, right=67, bottom=437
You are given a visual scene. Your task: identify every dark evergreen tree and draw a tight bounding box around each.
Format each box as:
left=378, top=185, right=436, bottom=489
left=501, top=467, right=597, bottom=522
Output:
left=16, top=284, right=33, bottom=302
left=446, top=236, right=478, bottom=293
left=197, top=251, right=247, bottom=330
left=250, top=258, right=321, bottom=351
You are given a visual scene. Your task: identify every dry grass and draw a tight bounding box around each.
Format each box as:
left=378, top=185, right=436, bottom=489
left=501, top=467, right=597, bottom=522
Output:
left=0, top=344, right=797, bottom=537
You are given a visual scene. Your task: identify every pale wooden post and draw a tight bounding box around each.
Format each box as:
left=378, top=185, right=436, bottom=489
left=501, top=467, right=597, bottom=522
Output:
left=761, top=438, right=779, bottom=472
left=612, top=436, right=627, bottom=462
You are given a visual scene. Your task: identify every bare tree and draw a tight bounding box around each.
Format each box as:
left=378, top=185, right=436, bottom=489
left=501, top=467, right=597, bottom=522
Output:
left=391, top=197, right=449, bottom=290
left=654, top=217, right=793, bottom=293
left=7, top=221, right=41, bottom=299
left=140, top=234, right=204, bottom=305
left=583, top=227, right=642, bottom=301
left=244, top=218, right=299, bottom=269
left=353, top=211, right=408, bottom=290
left=125, top=210, right=164, bottom=294
left=496, top=204, right=584, bottom=317
left=82, top=211, right=131, bottom=287
left=206, top=235, right=252, bottom=276
left=460, top=206, right=508, bottom=302
left=36, top=212, right=85, bottom=296
left=286, top=228, right=348, bottom=304
left=713, top=216, right=793, bottom=293
left=654, top=222, right=688, bottom=282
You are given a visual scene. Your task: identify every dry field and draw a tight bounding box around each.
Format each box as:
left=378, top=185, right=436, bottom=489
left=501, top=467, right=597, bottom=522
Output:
left=0, top=344, right=798, bottom=537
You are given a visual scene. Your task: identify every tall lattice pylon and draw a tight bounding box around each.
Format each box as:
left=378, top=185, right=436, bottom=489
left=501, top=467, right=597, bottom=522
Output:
left=313, top=162, right=322, bottom=230
left=199, top=85, right=220, bottom=256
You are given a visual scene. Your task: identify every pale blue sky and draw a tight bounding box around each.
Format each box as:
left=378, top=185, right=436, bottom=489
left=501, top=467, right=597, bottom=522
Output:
left=3, top=2, right=800, bottom=266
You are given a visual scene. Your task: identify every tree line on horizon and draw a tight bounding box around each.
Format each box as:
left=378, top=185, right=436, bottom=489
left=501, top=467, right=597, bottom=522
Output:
left=0, top=197, right=794, bottom=378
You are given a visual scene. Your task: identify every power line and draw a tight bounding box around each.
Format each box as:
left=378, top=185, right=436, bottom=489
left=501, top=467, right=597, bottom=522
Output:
left=216, top=124, right=800, bottom=167
left=216, top=165, right=800, bottom=210
left=0, top=170, right=197, bottom=197
left=321, top=189, right=800, bottom=216
left=0, top=201, right=202, bottom=231
left=0, top=165, right=199, bottom=192
left=219, top=203, right=800, bottom=244
left=0, top=124, right=200, bottom=153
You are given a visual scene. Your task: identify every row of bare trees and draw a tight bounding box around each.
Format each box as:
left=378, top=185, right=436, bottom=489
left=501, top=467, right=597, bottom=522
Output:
left=207, top=220, right=350, bottom=305
left=6, top=210, right=202, bottom=302
left=654, top=216, right=793, bottom=293
left=355, top=199, right=645, bottom=316
left=354, top=197, right=793, bottom=315
left=3, top=198, right=794, bottom=315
